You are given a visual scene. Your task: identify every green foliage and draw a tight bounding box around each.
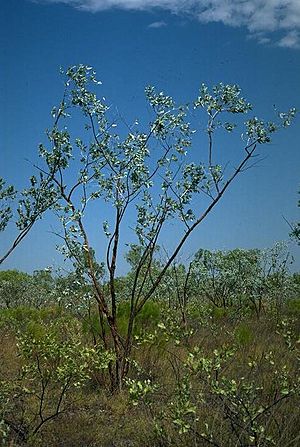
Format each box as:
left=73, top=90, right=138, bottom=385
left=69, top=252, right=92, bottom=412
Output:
left=16, top=174, right=57, bottom=231
left=194, top=83, right=252, bottom=114
left=0, top=269, right=57, bottom=309
left=192, top=247, right=262, bottom=308
left=0, top=269, right=30, bottom=283
left=190, top=243, right=295, bottom=314
left=18, top=317, right=114, bottom=387
left=1, top=315, right=114, bottom=443
left=0, top=297, right=299, bottom=446
left=0, top=269, right=31, bottom=308
left=126, top=378, right=158, bottom=407
left=276, top=318, right=299, bottom=352
left=0, top=172, right=57, bottom=266
left=116, top=300, right=161, bottom=336
left=235, top=323, right=254, bottom=346
left=286, top=298, right=300, bottom=315
left=0, top=178, right=15, bottom=232
left=168, top=375, right=197, bottom=435
left=212, top=306, right=228, bottom=319
left=157, top=338, right=300, bottom=447
left=0, top=305, right=63, bottom=331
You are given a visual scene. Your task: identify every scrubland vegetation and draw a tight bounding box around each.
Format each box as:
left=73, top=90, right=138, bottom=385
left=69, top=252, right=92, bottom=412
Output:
left=0, top=245, right=299, bottom=446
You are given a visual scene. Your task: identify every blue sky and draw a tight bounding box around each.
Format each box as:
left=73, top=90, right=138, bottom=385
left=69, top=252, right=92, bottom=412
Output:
left=0, top=0, right=299, bottom=273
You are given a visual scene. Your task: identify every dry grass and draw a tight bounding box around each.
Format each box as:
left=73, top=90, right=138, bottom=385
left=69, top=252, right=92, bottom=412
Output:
left=1, top=303, right=299, bottom=446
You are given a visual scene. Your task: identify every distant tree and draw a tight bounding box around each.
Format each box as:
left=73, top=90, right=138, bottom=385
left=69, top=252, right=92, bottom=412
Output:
left=0, top=269, right=31, bottom=308
left=191, top=248, right=261, bottom=308
left=0, top=269, right=56, bottom=308
left=191, top=243, right=293, bottom=316
left=157, top=260, right=194, bottom=327
left=3, top=65, right=296, bottom=390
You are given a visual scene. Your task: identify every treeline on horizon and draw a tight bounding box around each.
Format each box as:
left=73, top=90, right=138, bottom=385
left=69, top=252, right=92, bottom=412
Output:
left=1, top=242, right=299, bottom=313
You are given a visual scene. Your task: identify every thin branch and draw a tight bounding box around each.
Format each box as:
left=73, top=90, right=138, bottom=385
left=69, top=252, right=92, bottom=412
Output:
left=136, top=141, right=258, bottom=313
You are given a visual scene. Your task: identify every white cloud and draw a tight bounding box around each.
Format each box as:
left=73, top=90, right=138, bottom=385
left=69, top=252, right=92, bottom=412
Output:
left=148, top=21, right=167, bottom=28
left=278, top=30, right=300, bottom=49
left=36, top=0, right=300, bottom=48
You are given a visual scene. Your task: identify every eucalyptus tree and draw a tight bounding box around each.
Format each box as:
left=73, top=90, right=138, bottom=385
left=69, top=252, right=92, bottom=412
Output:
left=0, top=269, right=31, bottom=308
left=157, top=260, right=194, bottom=326
left=191, top=248, right=262, bottom=309
left=191, top=243, right=294, bottom=315
left=34, top=65, right=295, bottom=390
left=259, top=241, right=294, bottom=311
